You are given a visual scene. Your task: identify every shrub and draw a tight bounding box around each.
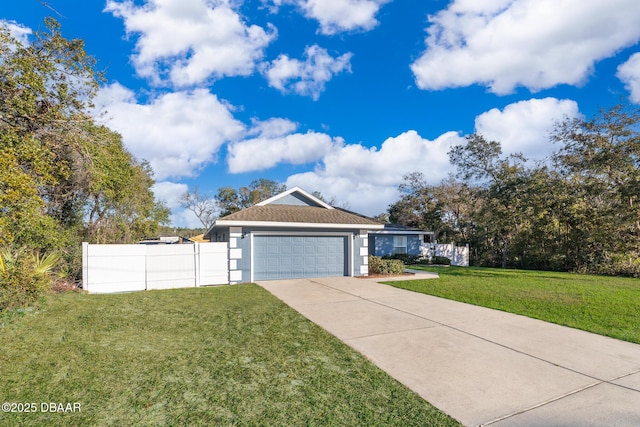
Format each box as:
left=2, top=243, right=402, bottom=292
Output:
left=368, top=256, right=405, bottom=275
left=381, top=254, right=421, bottom=264
left=596, top=252, right=640, bottom=277
left=0, top=249, right=58, bottom=312
left=432, top=256, right=451, bottom=265
left=410, top=257, right=432, bottom=265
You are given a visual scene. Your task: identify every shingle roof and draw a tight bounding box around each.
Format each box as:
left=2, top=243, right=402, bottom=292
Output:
left=217, top=205, right=382, bottom=226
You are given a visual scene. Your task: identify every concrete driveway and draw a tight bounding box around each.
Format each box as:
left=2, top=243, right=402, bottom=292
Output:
left=257, top=275, right=640, bottom=427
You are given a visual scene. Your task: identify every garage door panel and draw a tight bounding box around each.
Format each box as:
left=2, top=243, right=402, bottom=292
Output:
left=254, top=235, right=347, bottom=280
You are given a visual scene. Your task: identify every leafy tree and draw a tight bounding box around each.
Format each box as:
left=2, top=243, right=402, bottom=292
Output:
left=388, top=172, right=445, bottom=233
left=552, top=104, right=640, bottom=274
left=216, top=179, right=286, bottom=216
left=0, top=18, right=99, bottom=251
left=388, top=173, right=480, bottom=246
left=384, top=106, right=640, bottom=275
left=0, top=19, right=169, bottom=309
left=215, top=186, right=242, bottom=217
left=238, top=178, right=287, bottom=208
left=81, top=125, right=170, bottom=243
left=430, top=177, right=480, bottom=245
left=449, top=134, right=532, bottom=267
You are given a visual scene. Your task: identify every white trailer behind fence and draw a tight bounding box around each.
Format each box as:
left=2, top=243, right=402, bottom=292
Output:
left=82, top=242, right=229, bottom=294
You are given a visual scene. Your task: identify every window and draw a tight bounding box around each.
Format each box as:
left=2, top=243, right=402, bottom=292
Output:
left=393, top=236, right=407, bottom=254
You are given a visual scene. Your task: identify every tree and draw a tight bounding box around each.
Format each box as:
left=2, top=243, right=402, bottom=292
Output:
left=448, top=134, right=504, bottom=182
left=388, top=172, right=447, bottom=236
left=430, top=176, right=479, bottom=245
left=238, top=178, right=287, bottom=208
left=216, top=179, right=286, bottom=216
left=180, top=187, right=217, bottom=228
left=382, top=106, right=640, bottom=275
left=449, top=134, right=530, bottom=268
left=0, top=18, right=100, bottom=251
left=0, top=19, right=168, bottom=290
left=552, top=104, right=640, bottom=274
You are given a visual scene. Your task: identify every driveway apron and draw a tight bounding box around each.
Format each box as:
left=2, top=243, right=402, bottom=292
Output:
left=257, top=276, right=640, bottom=427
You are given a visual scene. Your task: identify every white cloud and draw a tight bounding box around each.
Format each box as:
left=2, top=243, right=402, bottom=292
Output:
left=227, top=118, right=342, bottom=172
left=286, top=130, right=464, bottom=215
left=617, top=52, right=640, bottom=104
left=288, top=172, right=400, bottom=213
left=411, top=0, right=640, bottom=94
left=0, top=20, right=32, bottom=45
left=263, top=45, right=352, bottom=100
left=151, top=181, right=188, bottom=209
left=247, top=117, right=299, bottom=138
left=269, top=0, right=387, bottom=34
left=95, top=83, right=245, bottom=180
left=299, top=0, right=387, bottom=34
left=284, top=98, right=584, bottom=216
left=105, top=0, right=276, bottom=86
left=474, top=98, right=582, bottom=160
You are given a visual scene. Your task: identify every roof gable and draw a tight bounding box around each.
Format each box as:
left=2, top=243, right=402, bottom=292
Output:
left=204, top=187, right=384, bottom=238
left=257, top=187, right=333, bottom=209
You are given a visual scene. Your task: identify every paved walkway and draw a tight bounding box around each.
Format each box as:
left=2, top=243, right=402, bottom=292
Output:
left=257, top=275, right=640, bottom=427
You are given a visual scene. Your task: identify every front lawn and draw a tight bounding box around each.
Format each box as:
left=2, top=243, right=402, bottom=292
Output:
left=388, top=266, right=640, bottom=344
left=0, top=285, right=460, bottom=426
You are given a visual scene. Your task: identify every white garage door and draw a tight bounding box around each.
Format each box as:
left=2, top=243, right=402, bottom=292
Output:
left=253, top=235, right=348, bottom=280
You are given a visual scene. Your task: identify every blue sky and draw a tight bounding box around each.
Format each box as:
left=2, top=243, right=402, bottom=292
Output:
left=3, top=0, right=640, bottom=226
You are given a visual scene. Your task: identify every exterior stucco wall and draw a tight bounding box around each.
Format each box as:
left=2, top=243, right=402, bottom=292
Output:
left=354, top=232, right=369, bottom=276
left=229, top=226, right=370, bottom=282
left=228, top=227, right=250, bottom=283
left=368, top=235, right=422, bottom=257
left=369, top=235, right=392, bottom=256
left=407, top=236, right=421, bottom=255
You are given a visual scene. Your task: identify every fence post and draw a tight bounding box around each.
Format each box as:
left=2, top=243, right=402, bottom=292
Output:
left=195, top=243, right=201, bottom=287
left=82, top=242, right=89, bottom=291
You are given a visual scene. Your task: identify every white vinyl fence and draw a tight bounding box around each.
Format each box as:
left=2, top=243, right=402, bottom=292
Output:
left=435, top=243, right=470, bottom=267
left=82, top=242, right=229, bottom=294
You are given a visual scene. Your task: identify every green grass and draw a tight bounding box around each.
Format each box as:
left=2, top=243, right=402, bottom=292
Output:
left=387, top=266, right=640, bottom=344
left=0, top=285, right=460, bottom=426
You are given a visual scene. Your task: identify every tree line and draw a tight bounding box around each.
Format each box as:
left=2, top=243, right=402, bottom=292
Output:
left=1, top=19, right=168, bottom=309
left=387, top=104, right=640, bottom=276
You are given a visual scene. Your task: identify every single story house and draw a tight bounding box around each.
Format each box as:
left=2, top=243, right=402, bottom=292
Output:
left=204, top=187, right=433, bottom=282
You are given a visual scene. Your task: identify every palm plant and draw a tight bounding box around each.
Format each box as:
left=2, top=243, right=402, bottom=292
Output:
left=0, top=248, right=60, bottom=312
left=31, top=251, right=61, bottom=275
